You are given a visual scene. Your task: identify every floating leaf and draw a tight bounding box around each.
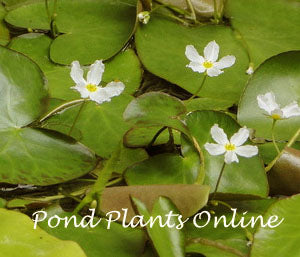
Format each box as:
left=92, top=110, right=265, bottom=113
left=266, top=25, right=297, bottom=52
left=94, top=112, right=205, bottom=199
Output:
left=44, top=95, right=134, bottom=158
left=133, top=197, right=185, bottom=257
left=251, top=194, right=300, bottom=257
left=39, top=206, right=146, bottom=257
left=123, top=92, right=188, bottom=134
left=0, top=46, right=96, bottom=185
left=186, top=110, right=268, bottom=197
left=100, top=184, right=210, bottom=222
left=184, top=98, right=233, bottom=112
left=9, top=33, right=142, bottom=101
left=0, top=208, right=87, bottom=257
left=225, top=0, right=300, bottom=67
left=135, top=14, right=248, bottom=104
left=124, top=126, right=181, bottom=147
left=6, top=0, right=137, bottom=64
left=0, top=5, right=9, bottom=45
left=238, top=51, right=300, bottom=141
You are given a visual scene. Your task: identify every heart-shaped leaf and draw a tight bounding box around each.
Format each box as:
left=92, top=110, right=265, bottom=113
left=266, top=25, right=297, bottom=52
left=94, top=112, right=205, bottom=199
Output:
left=123, top=92, right=188, bottom=134
left=238, top=51, right=300, bottom=141
left=0, top=46, right=96, bottom=185
left=135, top=14, right=249, bottom=104
left=186, top=110, right=268, bottom=197
left=9, top=33, right=142, bottom=102
left=6, top=0, right=137, bottom=64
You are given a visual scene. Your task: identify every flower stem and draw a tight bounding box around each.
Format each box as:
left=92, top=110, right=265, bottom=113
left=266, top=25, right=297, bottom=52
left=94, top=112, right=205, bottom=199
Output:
left=211, top=162, right=226, bottom=199
left=265, top=127, right=300, bottom=172
left=147, top=126, right=167, bottom=148
left=68, top=101, right=85, bottom=136
left=187, top=74, right=207, bottom=102
left=192, top=137, right=205, bottom=185
left=271, top=119, right=280, bottom=154
left=39, top=99, right=86, bottom=123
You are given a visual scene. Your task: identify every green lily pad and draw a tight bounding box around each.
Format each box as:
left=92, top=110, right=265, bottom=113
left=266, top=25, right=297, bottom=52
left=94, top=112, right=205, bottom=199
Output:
left=39, top=206, right=146, bottom=257
left=238, top=51, right=300, bottom=141
left=125, top=153, right=198, bottom=185
left=9, top=33, right=142, bottom=102
left=124, top=126, right=181, bottom=147
left=251, top=194, right=300, bottom=257
left=184, top=98, right=234, bottom=112
left=44, top=95, right=134, bottom=158
left=133, top=197, right=185, bottom=257
left=0, top=46, right=96, bottom=185
left=225, top=0, right=300, bottom=68
left=0, top=45, right=47, bottom=130
left=0, top=128, right=96, bottom=185
left=0, top=208, right=87, bottom=257
left=5, top=0, right=137, bottom=64
left=123, top=92, right=188, bottom=134
left=135, top=14, right=249, bottom=104
left=185, top=110, right=268, bottom=197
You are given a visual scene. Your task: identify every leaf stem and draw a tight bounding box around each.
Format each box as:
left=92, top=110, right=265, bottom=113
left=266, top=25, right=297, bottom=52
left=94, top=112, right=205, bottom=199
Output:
left=187, top=74, right=207, bottom=102
left=211, top=162, right=226, bottom=199
left=192, top=137, right=205, bottom=185
left=265, top=127, right=300, bottom=172
left=271, top=119, right=280, bottom=154
left=38, top=99, right=86, bottom=123
left=147, top=126, right=167, bottom=148
left=185, top=0, right=197, bottom=23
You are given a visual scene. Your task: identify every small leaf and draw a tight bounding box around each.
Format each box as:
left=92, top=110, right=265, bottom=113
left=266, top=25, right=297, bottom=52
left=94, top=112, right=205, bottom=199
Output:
left=133, top=196, right=185, bottom=257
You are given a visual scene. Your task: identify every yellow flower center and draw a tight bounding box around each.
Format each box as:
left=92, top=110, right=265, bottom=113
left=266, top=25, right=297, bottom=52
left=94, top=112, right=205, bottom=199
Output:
left=225, top=143, right=236, bottom=151
left=271, top=114, right=282, bottom=120
left=86, top=84, right=97, bottom=92
left=203, top=61, right=213, bottom=69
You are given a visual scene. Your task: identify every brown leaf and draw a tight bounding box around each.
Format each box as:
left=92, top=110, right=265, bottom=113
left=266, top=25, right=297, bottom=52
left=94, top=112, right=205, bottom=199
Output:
left=268, top=147, right=300, bottom=195
left=100, top=184, right=210, bottom=222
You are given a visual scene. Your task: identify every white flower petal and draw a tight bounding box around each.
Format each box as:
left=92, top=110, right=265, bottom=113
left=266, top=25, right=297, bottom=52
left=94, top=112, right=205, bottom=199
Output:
left=257, top=92, right=279, bottom=115
left=230, top=127, right=250, bottom=147
left=204, top=40, right=219, bottom=62
left=89, top=81, right=125, bottom=104
left=206, top=67, right=223, bottom=77
left=281, top=101, right=300, bottom=118
left=235, top=145, right=258, bottom=158
left=87, top=60, right=104, bottom=86
left=89, top=89, right=109, bottom=104
left=187, top=62, right=206, bottom=73
left=210, top=124, right=229, bottom=145
left=224, top=151, right=239, bottom=164
left=185, top=45, right=204, bottom=63
left=71, top=85, right=90, bottom=98
left=204, top=143, right=226, bottom=155
left=70, top=61, right=86, bottom=85
left=214, top=55, right=236, bottom=70
left=103, top=81, right=125, bottom=97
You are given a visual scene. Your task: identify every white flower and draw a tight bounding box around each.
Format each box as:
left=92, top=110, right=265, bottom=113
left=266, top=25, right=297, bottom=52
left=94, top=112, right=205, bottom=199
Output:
left=204, top=124, right=258, bottom=164
left=257, top=92, right=300, bottom=120
left=185, top=40, right=236, bottom=77
left=137, top=11, right=150, bottom=24
left=70, top=60, right=125, bottom=104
